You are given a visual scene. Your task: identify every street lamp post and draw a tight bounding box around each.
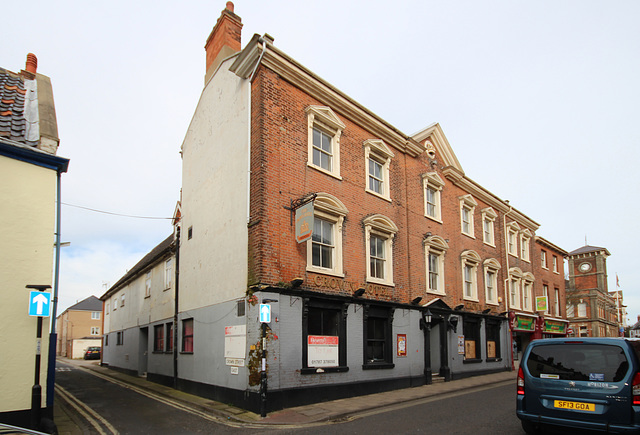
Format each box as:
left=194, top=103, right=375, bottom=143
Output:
left=420, top=309, right=433, bottom=385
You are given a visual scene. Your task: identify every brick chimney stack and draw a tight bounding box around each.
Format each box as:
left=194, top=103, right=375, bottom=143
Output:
left=20, top=53, right=38, bottom=80
left=204, top=1, right=243, bottom=83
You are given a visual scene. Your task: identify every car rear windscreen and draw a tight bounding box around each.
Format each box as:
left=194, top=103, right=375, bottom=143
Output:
left=527, top=343, right=629, bottom=382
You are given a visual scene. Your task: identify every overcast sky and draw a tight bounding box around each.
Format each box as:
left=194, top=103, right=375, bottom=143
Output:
left=4, top=1, right=639, bottom=323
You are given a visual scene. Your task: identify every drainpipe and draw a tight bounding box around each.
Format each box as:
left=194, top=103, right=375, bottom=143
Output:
left=45, top=169, right=62, bottom=419
left=173, top=226, right=180, bottom=389
left=503, top=205, right=514, bottom=370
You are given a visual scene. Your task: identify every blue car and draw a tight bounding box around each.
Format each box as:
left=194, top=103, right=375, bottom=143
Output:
left=517, top=337, right=640, bottom=434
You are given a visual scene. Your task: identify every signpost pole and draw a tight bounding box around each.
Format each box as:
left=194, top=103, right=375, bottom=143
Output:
left=260, top=322, right=267, bottom=418
left=259, top=299, right=277, bottom=418
left=26, top=284, right=51, bottom=431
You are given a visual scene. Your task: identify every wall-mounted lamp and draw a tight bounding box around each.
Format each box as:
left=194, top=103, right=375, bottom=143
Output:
left=262, top=298, right=279, bottom=304
left=290, top=278, right=304, bottom=288
left=482, top=308, right=491, bottom=314
left=454, top=304, right=464, bottom=311
left=411, top=297, right=423, bottom=305
left=499, top=311, right=508, bottom=317
left=448, top=316, right=459, bottom=332
left=424, top=309, right=433, bottom=324
left=353, top=288, right=366, bottom=298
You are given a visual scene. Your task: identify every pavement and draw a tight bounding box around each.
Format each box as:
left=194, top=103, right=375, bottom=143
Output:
left=54, top=358, right=517, bottom=433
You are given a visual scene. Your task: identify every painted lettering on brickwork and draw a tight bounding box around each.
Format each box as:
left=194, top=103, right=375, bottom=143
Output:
left=311, top=274, right=391, bottom=298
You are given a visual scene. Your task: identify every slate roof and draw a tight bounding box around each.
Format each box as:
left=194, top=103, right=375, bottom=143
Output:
left=66, top=295, right=102, bottom=312
left=101, top=234, right=175, bottom=299
left=0, top=67, right=36, bottom=146
left=569, top=245, right=611, bottom=256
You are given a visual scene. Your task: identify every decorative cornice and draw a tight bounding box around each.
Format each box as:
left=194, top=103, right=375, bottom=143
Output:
left=232, top=36, right=425, bottom=157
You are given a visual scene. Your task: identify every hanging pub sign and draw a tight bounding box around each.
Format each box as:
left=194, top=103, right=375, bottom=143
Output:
left=535, top=296, right=548, bottom=312
left=295, top=201, right=314, bottom=243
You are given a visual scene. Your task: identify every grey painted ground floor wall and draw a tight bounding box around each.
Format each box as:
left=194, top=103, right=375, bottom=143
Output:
left=102, top=291, right=511, bottom=412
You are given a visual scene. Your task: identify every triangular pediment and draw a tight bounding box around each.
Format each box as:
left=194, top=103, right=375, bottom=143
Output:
left=424, top=297, right=452, bottom=312
left=411, top=123, right=463, bottom=174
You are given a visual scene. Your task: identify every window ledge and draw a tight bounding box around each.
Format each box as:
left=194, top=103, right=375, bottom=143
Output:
left=425, top=215, right=443, bottom=224
left=365, top=189, right=392, bottom=203
left=180, top=352, right=194, bottom=355
left=306, top=267, right=345, bottom=278
left=427, top=290, right=446, bottom=296
left=462, top=232, right=475, bottom=240
left=301, top=366, right=349, bottom=375
left=362, top=362, right=395, bottom=370
left=307, top=162, right=342, bottom=180
left=483, top=241, right=496, bottom=248
left=463, top=297, right=479, bottom=303
left=463, top=358, right=482, bottom=364
left=486, top=358, right=502, bottom=363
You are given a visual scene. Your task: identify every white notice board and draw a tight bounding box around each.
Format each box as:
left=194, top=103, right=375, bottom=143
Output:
left=224, top=325, right=246, bottom=359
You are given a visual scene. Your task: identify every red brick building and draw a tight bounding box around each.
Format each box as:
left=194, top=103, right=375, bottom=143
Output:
left=104, top=3, right=569, bottom=413
left=566, top=245, right=620, bottom=337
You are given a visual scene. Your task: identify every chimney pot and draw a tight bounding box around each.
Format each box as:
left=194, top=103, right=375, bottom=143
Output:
left=226, top=1, right=234, bottom=12
left=26, top=53, right=38, bottom=74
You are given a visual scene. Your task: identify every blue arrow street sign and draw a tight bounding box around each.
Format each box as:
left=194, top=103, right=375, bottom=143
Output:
left=259, top=304, right=271, bottom=323
left=28, top=291, right=52, bottom=317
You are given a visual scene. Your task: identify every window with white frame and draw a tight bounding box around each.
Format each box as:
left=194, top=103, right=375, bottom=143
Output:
left=483, top=258, right=501, bottom=305
left=306, top=106, right=345, bottom=179
left=113, top=298, right=117, bottom=311
left=364, top=139, right=394, bottom=201
left=364, top=214, right=398, bottom=286
left=522, top=274, right=534, bottom=311
left=509, top=268, right=523, bottom=309
left=165, top=258, right=173, bottom=289
left=543, top=284, right=549, bottom=314
left=540, top=250, right=548, bottom=269
left=520, top=230, right=531, bottom=261
left=424, top=235, right=449, bottom=295
left=307, top=193, right=348, bottom=277
left=459, top=195, right=477, bottom=237
left=506, top=222, right=520, bottom=257
left=120, top=293, right=125, bottom=307
left=461, top=250, right=481, bottom=301
left=145, top=271, right=152, bottom=298
left=423, top=172, right=445, bottom=222
left=91, top=311, right=100, bottom=320
left=91, top=327, right=100, bottom=335
left=552, top=256, right=558, bottom=273
left=481, top=207, right=497, bottom=246
left=554, top=288, right=560, bottom=316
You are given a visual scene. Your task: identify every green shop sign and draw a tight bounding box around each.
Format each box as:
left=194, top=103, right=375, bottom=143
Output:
left=515, top=316, right=535, bottom=331
left=544, top=320, right=566, bottom=334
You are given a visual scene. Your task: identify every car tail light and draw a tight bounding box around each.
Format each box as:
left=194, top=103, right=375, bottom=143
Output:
left=632, top=372, right=640, bottom=405
left=517, top=366, right=525, bottom=395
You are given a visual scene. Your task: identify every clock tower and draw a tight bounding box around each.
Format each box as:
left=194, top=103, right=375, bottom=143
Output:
left=566, top=245, right=618, bottom=337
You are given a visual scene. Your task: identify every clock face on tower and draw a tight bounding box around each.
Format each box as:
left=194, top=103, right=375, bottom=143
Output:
left=578, top=262, right=592, bottom=273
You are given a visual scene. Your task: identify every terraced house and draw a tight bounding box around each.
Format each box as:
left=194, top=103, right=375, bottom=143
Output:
left=0, top=54, right=69, bottom=429
left=101, top=2, right=568, bottom=413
